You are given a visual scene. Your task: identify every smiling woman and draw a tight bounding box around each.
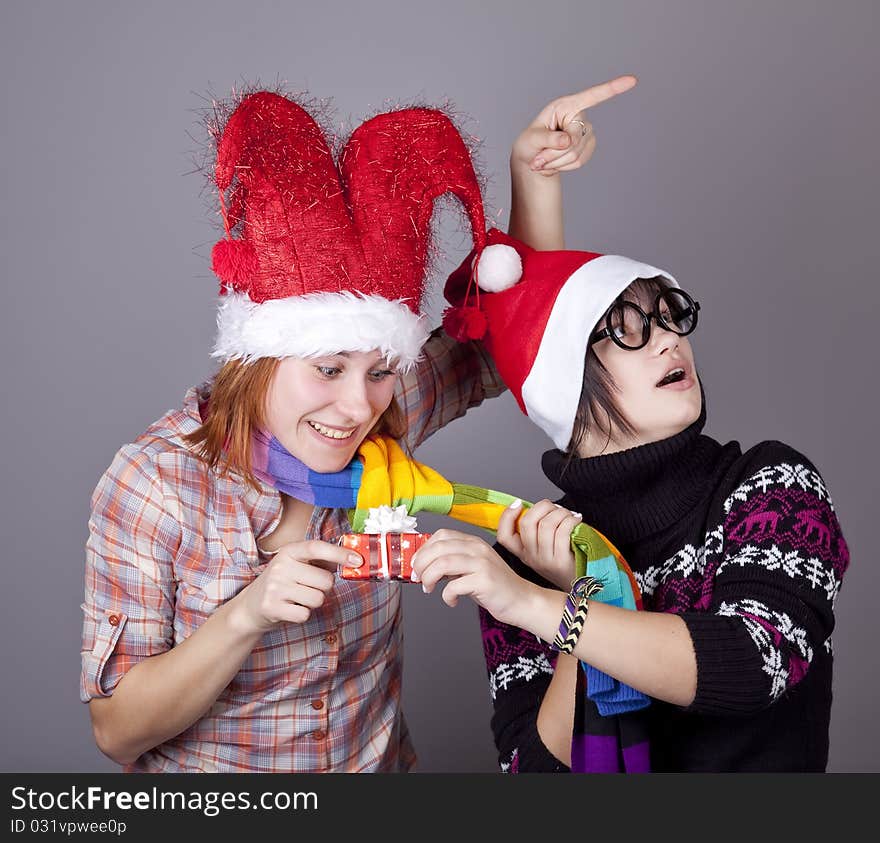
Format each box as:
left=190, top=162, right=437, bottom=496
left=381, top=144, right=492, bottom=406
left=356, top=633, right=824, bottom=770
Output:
left=184, top=352, right=407, bottom=488
left=265, top=352, right=401, bottom=473
left=79, top=89, right=507, bottom=773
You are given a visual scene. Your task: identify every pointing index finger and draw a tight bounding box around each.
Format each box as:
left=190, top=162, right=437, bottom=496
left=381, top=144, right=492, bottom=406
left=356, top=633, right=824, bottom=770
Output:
left=569, top=74, right=638, bottom=112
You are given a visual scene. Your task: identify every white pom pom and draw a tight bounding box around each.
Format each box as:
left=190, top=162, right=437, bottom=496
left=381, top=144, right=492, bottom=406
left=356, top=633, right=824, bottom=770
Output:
left=476, top=244, right=522, bottom=292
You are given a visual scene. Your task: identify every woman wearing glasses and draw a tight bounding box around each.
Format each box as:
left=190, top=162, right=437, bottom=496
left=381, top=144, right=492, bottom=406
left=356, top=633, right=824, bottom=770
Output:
left=411, top=88, right=850, bottom=772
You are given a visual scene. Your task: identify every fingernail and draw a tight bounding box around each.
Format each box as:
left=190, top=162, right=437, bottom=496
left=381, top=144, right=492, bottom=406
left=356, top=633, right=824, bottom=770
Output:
left=532, top=158, right=544, bottom=170
left=509, top=498, right=522, bottom=510
left=422, top=583, right=429, bottom=594
left=571, top=512, right=582, bottom=519
left=410, top=569, right=421, bottom=583
left=348, top=553, right=363, bottom=566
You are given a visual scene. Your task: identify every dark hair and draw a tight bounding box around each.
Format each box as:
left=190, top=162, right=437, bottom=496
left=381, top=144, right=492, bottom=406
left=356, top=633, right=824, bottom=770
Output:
left=565, top=276, right=673, bottom=462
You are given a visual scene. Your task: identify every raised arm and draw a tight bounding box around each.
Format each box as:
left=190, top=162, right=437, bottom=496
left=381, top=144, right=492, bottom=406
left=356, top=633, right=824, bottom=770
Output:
left=508, top=76, right=637, bottom=249
left=396, top=328, right=507, bottom=451
left=396, top=79, right=638, bottom=448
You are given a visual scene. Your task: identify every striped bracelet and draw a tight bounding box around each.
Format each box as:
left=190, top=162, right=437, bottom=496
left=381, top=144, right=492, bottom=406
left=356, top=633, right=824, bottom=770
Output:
left=550, top=575, right=604, bottom=654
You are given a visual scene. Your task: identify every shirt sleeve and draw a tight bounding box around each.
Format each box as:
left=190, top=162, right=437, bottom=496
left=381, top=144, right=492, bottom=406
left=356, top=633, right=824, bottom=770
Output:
left=480, top=544, right=570, bottom=773
left=81, top=445, right=179, bottom=703
left=679, top=444, right=850, bottom=715
left=396, top=328, right=506, bottom=451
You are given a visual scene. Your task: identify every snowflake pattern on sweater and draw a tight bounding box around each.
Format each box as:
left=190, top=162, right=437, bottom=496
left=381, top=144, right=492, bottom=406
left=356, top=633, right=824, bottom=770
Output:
left=636, top=459, right=847, bottom=702
left=481, top=610, right=554, bottom=701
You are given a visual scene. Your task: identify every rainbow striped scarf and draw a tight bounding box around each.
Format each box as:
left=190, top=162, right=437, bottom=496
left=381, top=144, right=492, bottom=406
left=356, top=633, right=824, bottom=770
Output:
left=253, top=431, right=649, bottom=716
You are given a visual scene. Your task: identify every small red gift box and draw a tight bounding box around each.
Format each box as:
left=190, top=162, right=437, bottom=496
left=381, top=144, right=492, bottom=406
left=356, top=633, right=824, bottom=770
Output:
left=339, top=533, right=431, bottom=581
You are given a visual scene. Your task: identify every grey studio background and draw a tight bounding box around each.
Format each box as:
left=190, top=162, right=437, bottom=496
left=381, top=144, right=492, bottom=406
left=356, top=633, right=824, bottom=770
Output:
left=2, top=0, right=877, bottom=772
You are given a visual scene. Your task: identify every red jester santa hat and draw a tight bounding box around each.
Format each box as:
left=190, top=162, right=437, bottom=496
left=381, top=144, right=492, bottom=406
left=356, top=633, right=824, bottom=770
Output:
left=443, top=228, right=678, bottom=450
left=209, top=91, right=487, bottom=368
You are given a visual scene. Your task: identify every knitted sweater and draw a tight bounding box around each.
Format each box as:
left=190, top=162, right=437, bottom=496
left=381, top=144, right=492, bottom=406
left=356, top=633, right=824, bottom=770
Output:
left=480, top=409, right=849, bottom=772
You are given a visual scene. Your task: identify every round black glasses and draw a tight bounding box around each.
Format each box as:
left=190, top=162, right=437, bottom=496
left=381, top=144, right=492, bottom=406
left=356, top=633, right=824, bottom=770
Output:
left=589, top=288, right=701, bottom=351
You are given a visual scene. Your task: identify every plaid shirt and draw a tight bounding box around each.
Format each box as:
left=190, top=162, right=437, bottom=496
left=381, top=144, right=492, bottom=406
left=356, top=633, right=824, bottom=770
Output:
left=81, top=331, right=504, bottom=772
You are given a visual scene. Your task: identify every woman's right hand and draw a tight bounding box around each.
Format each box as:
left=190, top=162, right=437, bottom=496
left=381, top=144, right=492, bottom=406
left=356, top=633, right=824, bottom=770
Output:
left=507, top=76, right=637, bottom=249
left=510, top=75, right=637, bottom=177
left=229, top=541, right=363, bottom=634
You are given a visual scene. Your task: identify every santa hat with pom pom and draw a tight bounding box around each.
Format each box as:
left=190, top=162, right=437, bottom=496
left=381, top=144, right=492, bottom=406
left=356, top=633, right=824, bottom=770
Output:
left=443, top=228, right=677, bottom=449
left=209, top=91, right=487, bottom=369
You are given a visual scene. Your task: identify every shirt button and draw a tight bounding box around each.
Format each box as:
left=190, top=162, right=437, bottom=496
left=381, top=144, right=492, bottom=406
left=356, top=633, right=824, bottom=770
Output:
left=108, top=614, right=120, bottom=627
left=311, top=730, right=326, bottom=741
left=324, top=633, right=337, bottom=645
left=310, top=699, right=325, bottom=710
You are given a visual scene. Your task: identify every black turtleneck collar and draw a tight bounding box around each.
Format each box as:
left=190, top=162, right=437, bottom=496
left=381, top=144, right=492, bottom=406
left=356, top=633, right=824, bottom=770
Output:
left=541, top=400, right=741, bottom=546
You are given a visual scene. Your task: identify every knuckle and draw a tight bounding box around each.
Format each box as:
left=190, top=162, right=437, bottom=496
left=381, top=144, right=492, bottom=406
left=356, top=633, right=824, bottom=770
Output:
left=552, top=513, right=569, bottom=529
left=304, top=540, right=325, bottom=557
left=271, top=551, right=293, bottom=570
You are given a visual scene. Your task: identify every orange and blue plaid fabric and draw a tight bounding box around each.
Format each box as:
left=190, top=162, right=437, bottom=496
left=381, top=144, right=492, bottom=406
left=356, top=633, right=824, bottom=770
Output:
left=81, top=331, right=504, bottom=772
